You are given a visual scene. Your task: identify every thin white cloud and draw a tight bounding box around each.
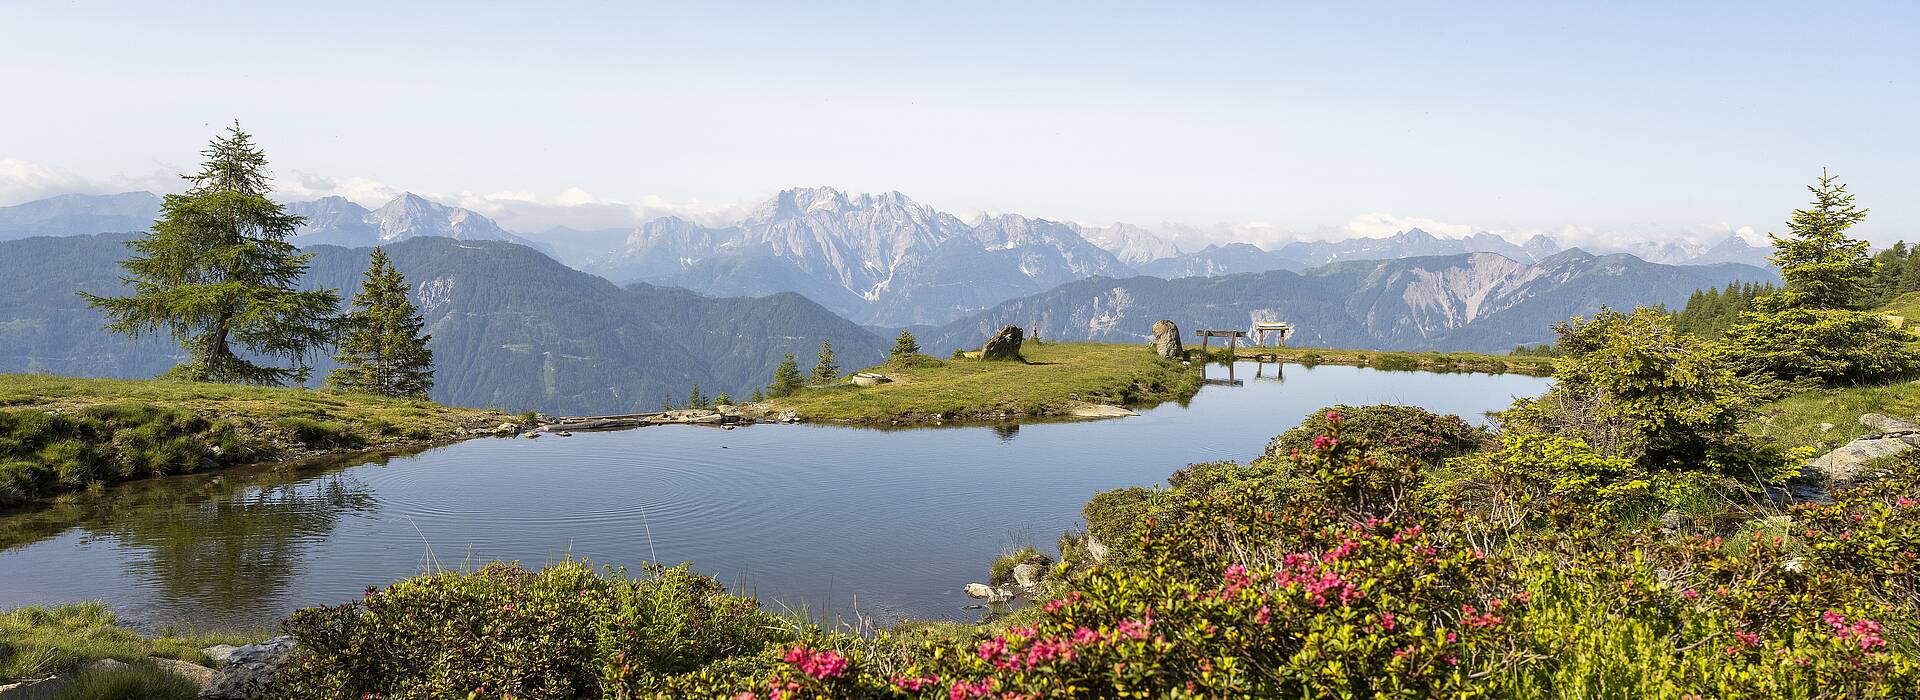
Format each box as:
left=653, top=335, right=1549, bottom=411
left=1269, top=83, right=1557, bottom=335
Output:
left=0, top=158, right=178, bottom=206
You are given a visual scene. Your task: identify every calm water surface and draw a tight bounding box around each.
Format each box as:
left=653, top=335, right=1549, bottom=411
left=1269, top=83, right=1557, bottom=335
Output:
left=0, top=362, right=1550, bottom=631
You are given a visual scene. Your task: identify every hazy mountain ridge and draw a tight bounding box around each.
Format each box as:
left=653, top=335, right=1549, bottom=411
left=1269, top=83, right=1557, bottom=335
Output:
left=926, top=250, right=1778, bottom=355
left=0, top=233, right=885, bottom=414
left=287, top=193, right=559, bottom=257
left=0, top=191, right=162, bottom=241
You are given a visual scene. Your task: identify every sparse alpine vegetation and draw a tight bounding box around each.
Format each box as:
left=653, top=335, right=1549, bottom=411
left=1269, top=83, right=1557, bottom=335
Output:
left=764, top=341, right=1202, bottom=424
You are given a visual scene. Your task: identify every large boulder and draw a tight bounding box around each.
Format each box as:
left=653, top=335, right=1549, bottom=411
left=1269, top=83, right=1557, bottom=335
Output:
left=200, top=636, right=295, bottom=700
left=980, top=325, right=1025, bottom=361
left=1150, top=320, right=1183, bottom=358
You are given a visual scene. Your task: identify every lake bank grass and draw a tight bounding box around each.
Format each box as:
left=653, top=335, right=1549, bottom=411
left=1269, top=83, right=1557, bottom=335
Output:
left=0, top=374, right=503, bottom=506
left=768, top=341, right=1202, bottom=423
left=1210, top=346, right=1556, bottom=376
left=0, top=602, right=260, bottom=682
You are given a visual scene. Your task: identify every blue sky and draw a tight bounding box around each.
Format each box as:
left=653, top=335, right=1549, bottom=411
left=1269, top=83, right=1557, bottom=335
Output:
left=1, top=1, right=1915, bottom=245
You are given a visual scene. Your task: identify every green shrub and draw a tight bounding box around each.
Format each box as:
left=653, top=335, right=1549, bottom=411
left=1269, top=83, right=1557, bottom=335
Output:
left=279, top=561, right=789, bottom=698
left=1503, top=307, right=1791, bottom=479
left=1266, top=404, right=1488, bottom=466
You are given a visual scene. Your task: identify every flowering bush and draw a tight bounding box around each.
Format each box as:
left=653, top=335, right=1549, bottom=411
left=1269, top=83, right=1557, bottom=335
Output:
left=1265, top=404, right=1488, bottom=466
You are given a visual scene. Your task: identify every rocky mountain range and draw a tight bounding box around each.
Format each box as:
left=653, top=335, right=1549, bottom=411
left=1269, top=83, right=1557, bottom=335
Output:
left=0, top=233, right=885, bottom=414
left=584, top=187, right=1133, bottom=326
left=924, top=250, right=1778, bottom=355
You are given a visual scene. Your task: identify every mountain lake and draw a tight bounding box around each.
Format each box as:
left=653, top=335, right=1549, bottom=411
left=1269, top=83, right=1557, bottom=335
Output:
left=0, top=362, right=1552, bottom=632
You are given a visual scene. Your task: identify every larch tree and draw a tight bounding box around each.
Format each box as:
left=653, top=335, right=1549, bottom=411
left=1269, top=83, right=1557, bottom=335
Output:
left=83, top=123, right=339, bottom=385
left=327, top=247, right=434, bottom=398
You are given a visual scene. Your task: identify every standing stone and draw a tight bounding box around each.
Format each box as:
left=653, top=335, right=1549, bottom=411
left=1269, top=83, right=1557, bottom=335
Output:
left=1150, top=320, right=1183, bottom=358
left=980, top=325, right=1025, bottom=361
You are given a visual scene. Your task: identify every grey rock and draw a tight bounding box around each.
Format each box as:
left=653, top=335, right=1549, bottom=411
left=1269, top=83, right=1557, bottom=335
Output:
left=200, top=636, right=294, bottom=700
left=980, top=325, right=1025, bottom=361
left=148, top=656, right=216, bottom=685
left=488, top=422, right=521, bottom=436
left=1808, top=436, right=1913, bottom=484
left=83, top=659, right=129, bottom=673
left=1084, top=537, right=1110, bottom=563
left=1012, top=563, right=1045, bottom=588
left=1817, top=422, right=1836, bottom=433
left=988, top=587, right=1016, bottom=604
left=1150, top=319, right=1183, bottom=359
left=850, top=372, right=891, bottom=387
left=0, top=676, right=67, bottom=700
left=963, top=583, right=996, bottom=599
left=200, top=645, right=239, bottom=664
left=1860, top=413, right=1920, bottom=435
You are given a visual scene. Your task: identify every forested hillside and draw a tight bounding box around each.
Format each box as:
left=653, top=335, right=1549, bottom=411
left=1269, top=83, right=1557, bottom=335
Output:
left=0, top=234, right=887, bottom=414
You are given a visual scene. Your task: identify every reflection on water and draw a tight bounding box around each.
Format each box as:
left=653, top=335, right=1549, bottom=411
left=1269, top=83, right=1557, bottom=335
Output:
left=0, top=363, right=1551, bottom=632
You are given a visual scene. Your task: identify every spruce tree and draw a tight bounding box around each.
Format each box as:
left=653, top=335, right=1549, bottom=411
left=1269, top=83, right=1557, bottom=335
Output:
left=751, top=388, right=765, bottom=402
left=83, top=124, right=339, bottom=384
left=1723, top=170, right=1919, bottom=384
left=714, top=391, right=732, bottom=406
left=890, top=329, right=921, bottom=360
left=768, top=354, right=805, bottom=397
left=1902, top=250, right=1920, bottom=298
left=327, top=248, right=434, bottom=398
left=1756, top=168, right=1874, bottom=312
left=812, top=339, right=839, bottom=382
left=688, top=384, right=706, bottom=409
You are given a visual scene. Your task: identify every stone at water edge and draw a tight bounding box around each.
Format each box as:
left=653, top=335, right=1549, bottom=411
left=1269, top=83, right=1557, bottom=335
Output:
left=964, top=583, right=996, bottom=598
left=1012, top=563, right=1045, bottom=589
left=148, top=656, right=216, bottom=685
left=200, top=636, right=295, bottom=700
left=201, top=644, right=239, bottom=664
left=979, top=325, right=1025, bottom=361
left=1151, top=319, right=1183, bottom=359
